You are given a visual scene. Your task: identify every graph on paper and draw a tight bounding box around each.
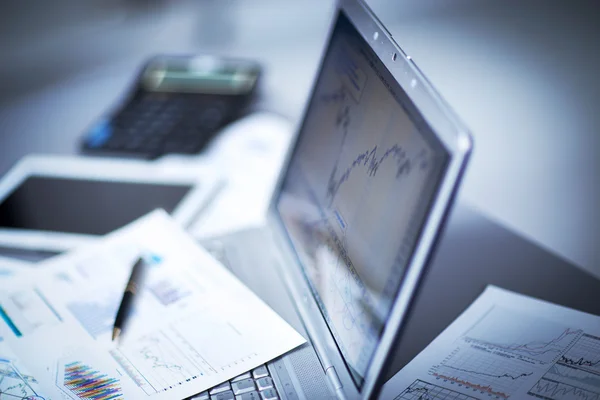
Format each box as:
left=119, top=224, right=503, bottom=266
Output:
left=61, top=361, right=122, bottom=400
left=528, top=334, right=600, bottom=400
left=462, top=306, right=582, bottom=364
left=112, top=330, right=212, bottom=394
left=0, top=356, right=44, bottom=400
left=379, top=287, right=600, bottom=400
left=430, top=347, right=536, bottom=399
left=529, top=378, right=599, bottom=400
left=1, top=288, right=62, bottom=337
left=559, top=334, right=600, bottom=375
left=395, top=379, right=479, bottom=400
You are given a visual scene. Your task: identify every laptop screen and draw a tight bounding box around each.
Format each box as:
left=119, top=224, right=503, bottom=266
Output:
left=276, top=11, right=449, bottom=387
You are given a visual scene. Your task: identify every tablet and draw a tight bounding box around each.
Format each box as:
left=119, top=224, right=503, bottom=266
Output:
left=0, top=155, right=222, bottom=258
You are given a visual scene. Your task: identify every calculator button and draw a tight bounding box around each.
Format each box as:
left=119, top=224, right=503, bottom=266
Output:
left=198, top=107, right=224, bottom=130
left=163, top=139, right=199, bottom=154
left=104, top=136, right=127, bottom=150
left=209, top=382, right=231, bottom=395
left=124, top=138, right=144, bottom=151
left=139, top=138, right=163, bottom=154
left=190, top=391, right=210, bottom=400
left=86, top=121, right=112, bottom=148
left=231, top=378, right=255, bottom=395
left=179, top=127, right=201, bottom=137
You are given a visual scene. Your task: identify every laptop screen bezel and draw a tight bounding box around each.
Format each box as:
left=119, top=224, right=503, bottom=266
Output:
left=266, top=0, right=472, bottom=398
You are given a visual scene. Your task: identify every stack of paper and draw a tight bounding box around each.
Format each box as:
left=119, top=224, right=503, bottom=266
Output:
left=0, top=210, right=305, bottom=400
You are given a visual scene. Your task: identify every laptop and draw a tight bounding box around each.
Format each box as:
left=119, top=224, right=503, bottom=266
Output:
left=196, top=0, right=472, bottom=399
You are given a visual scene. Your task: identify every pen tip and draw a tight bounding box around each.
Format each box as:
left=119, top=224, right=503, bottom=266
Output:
left=112, top=328, right=121, bottom=342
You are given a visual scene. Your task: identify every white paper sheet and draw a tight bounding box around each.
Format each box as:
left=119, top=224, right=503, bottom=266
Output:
left=380, top=286, right=600, bottom=400
left=0, top=210, right=305, bottom=400
left=0, top=339, right=48, bottom=399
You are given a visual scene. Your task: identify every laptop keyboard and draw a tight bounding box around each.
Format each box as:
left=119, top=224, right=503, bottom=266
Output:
left=187, top=364, right=280, bottom=400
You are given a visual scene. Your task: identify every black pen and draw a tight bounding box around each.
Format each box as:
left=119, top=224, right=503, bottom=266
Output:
left=112, top=257, right=145, bottom=341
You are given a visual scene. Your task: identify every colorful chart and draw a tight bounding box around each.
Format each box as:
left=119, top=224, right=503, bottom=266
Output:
left=63, top=361, right=122, bottom=400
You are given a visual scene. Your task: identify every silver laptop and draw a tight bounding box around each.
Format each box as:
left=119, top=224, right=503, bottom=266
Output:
left=196, top=0, right=472, bottom=399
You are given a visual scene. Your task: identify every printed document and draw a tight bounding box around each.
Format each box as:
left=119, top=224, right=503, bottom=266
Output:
left=0, top=210, right=305, bottom=400
left=380, top=286, right=600, bottom=400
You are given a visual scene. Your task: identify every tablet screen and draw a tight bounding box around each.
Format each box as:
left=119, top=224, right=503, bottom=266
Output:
left=0, top=176, right=193, bottom=235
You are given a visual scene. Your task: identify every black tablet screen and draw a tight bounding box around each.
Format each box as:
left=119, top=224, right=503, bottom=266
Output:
left=0, top=176, right=192, bottom=235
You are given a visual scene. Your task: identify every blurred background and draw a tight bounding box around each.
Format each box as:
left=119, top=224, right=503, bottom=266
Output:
left=0, top=0, right=598, bottom=278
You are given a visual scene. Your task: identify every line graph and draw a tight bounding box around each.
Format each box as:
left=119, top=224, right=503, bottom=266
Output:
left=442, top=365, right=533, bottom=381
left=0, top=356, right=44, bottom=400
left=114, top=329, right=214, bottom=394
left=319, top=83, right=429, bottom=206
left=529, top=378, right=599, bottom=400
left=430, top=347, right=536, bottom=399
left=394, top=379, right=479, bottom=400
left=545, top=364, right=600, bottom=391
left=109, top=350, right=155, bottom=396
left=282, top=32, right=442, bottom=378
left=326, top=144, right=421, bottom=203
left=304, top=75, right=435, bottom=375
left=123, top=331, right=202, bottom=393
left=462, top=307, right=582, bottom=364
left=558, top=335, right=600, bottom=375
left=529, top=333, right=600, bottom=399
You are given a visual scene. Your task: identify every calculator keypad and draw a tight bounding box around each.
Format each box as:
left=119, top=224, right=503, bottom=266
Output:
left=84, top=92, right=235, bottom=158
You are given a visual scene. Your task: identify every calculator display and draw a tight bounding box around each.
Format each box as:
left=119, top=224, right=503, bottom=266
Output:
left=141, top=56, right=260, bottom=96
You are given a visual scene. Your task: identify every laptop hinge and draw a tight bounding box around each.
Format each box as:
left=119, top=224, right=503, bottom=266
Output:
left=325, top=366, right=343, bottom=390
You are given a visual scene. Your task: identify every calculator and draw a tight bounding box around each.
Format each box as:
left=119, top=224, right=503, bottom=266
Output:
left=81, top=55, right=261, bottom=159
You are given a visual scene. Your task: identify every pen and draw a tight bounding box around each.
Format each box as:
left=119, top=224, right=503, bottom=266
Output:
left=112, top=257, right=145, bottom=341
